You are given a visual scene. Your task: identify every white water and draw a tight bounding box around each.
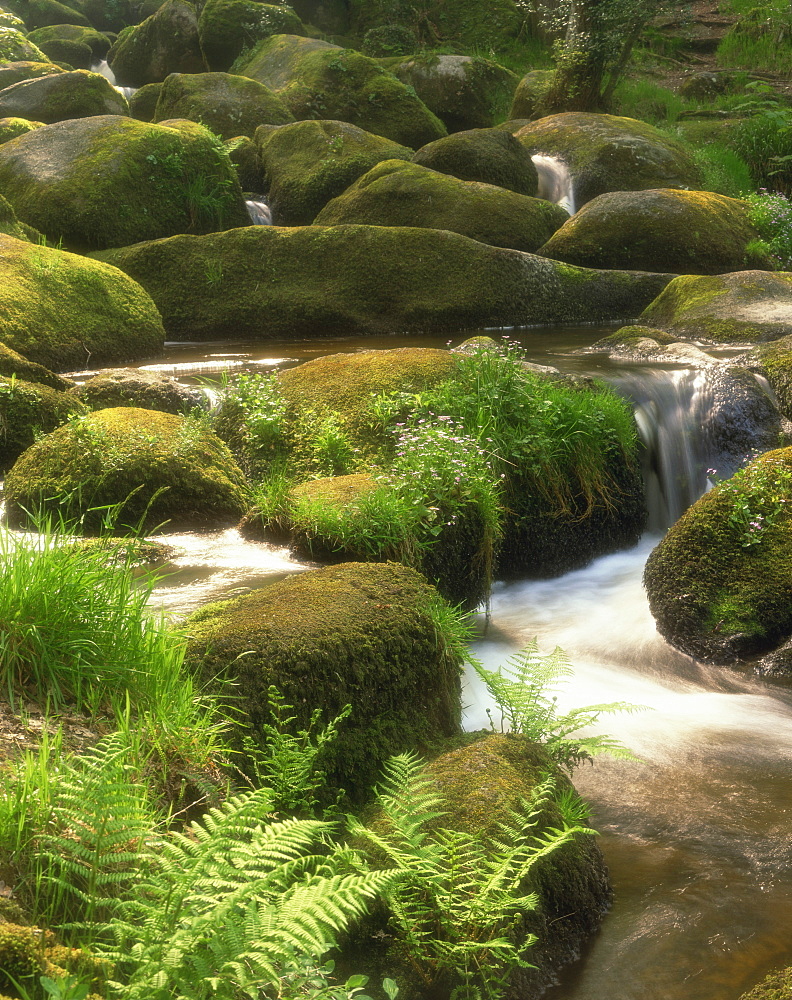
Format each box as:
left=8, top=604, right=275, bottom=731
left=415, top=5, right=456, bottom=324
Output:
left=91, top=59, right=136, bottom=100
left=245, top=199, right=272, bottom=225
left=532, top=153, right=576, bottom=215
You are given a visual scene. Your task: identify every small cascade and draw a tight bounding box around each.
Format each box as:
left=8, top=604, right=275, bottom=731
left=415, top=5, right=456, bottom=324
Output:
left=532, top=153, right=575, bottom=215
left=91, top=59, right=136, bottom=100
left=245, top=199, right=272, bottom=225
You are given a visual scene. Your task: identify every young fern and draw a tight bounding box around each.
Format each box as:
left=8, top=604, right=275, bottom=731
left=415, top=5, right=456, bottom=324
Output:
left=472, top=640, right=644, bottom=769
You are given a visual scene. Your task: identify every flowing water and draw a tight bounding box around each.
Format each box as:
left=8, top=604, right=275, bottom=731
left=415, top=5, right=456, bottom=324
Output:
left=76, top=328, right=792, bottom=998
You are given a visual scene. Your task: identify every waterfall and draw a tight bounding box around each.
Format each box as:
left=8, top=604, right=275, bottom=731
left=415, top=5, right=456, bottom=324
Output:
left=245, top=199, right=272, bottom=226
left=91, top=59, right=136, bottom=100
left=532, top=153, right=575, bottom=215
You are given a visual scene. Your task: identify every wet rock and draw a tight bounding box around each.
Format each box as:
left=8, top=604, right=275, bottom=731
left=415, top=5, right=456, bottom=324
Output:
left=515, top=112, right=701, bottom=208
left=509, top=68, right=554, bottom=119
left=107, top=0, right=206, bottom=87
left=538, top=189, right=768, bottom=275
left=413, top=126, right=539, bottom=196
left=72, top=367, right=207, bottom=414
left=0, top=69, right=127, bottom=123
left=314, top=158, right=568, bottom=252
left=0, top=115, right=249, bottom=250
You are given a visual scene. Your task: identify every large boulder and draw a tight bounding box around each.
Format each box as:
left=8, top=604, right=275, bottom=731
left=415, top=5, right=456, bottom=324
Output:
left=0, top=234, right=165, bottom=370
left=4, top=406, right=250, bottom=533
left=0, top=190, right=40, bottom=241
left=184, top=560, right=464, bottom=799
left=92, top=224, right=675, bottom=340
left=255, top=119, right=413, bottom=225
left=235, top=34, right=446, bottom=148
left=640, top=271, right=792, bottom=343
left=314, top=158, right=569, bottom=253
left=508, top=68, right=554, bottom=119
left=348, top=0, right=523, bottom=50
left=107, top=0, right=206, bottom=88
left=0, top=59, right=65, bottom=88
left=198, top=0, right=304, bottom=72
left=152, top=71, right=294, bottom=140
left=71, top=367, right=207, bottom=414
left=538, top=189, right=769, bottom=275
left=412, top=126, right=538, bottom=196
left=388, top=54, right=518, bottom=133
left=644, top=447, right=792, bottom=673
left=0, top=340, right=72, bottom=389
left=0, top=374, right=84, bottom=472
left=515, top=113, right=701, bottom=208
left=748, top=334, right=792, bottom=420
left=0, top=70, right=128, bottom=123
left=0, top=116, right=250, bottom=250
left=0, top=25, right=48, bottom=60
left=5, top=0, right=91, bottom=28
left=26, top=23, right=110, bottom=61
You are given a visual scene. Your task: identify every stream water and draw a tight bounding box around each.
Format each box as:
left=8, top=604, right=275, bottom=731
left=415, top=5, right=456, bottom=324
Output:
left=73, top=327, right=792, bottom=999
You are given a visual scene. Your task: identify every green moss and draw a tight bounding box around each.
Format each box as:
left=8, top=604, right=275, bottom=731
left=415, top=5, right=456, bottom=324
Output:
left=315, top=158, right=568, bottom=252
left=347, top=0, right=523, bottom=51
left=0, top=340, right=71, bottom=388
left=7, top=0, right=91, bottom=28
left=593, top=325, right=680, bottom=350
left=753, top=334, right=792, bottom=419
left=739, top=968, right=792, bottom=1000
left=0, top=116, right=250, bottom=250
left=127, top=81, right=161, bottom=121
left=538, top=189, right=768, bottom=275
left=0, top=374, right=85, bottom=472
left=72, top=367, right=204, bottom=414
left=198, top=0, right=304, bottom=72
left=0, top=69, right=127, bottom=124
left=413, top=126, right=538, bottom=196
left=0, top=922, right=105, bottom=999
left=644, top=448, right=792, bottom=664
left=256, top=119, right=412, bottom=224
left=0, top=60, right=65, bottom=89
left=0, top=26, right=47, bottom=60
left=184, top=561, right=463, bottom=800
left=0, top=190, right=41, bottom=241
left=4, top=406, right=250, bottom=533
left=107, top=0, right=205, bottom=88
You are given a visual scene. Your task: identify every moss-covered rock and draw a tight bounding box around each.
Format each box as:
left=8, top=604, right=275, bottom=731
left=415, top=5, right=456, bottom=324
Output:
left=5, top=0, right=90, bottom=29
left=64, top=0, right=133, bottom=31
left=29, top=34, right=91, bottom=65
left=185, top=560, right=462, bottom=798
left=509, top=68, right=554, bottom=120
left=92, top=224, right=674, bottom=340
left=644, top=447, right=792, bottom=669
left=515, top=113, right=701, bottom=208
left=0, top=59, right=64, bottom=88
left=71, top=367, right=206, bottom=413
left=255, top=119, right=412, bottom=225
left=0, top=921, right=105, bottom=999
left=235, top=34, right=446, bottom=148
left=586, top=323, right=707, bottom=362
left=749, top=334, right=792, bottom=421
left=0, top=69, right=127, bottom=123
left=107, top=0, right=206, bottom=87
left=412, top=126, right=538, bottom=196
left=738, top=968, right=792, bottom=1000
left=286, top=0, right=346, bottom=33
left=27, top=22, right=110, bottom=59
left=388, top=54, right=518, bottom=133
left=224, top=133, right=261, bottom=189
left=152, top=71, right=294, bottom=140
left=0, top=233, right=165, bottom=370
left=538, top=188, right=768, bottom=275
left=314, top=158, right=568, bottom=253
left=0, top=25, right=47, bottom=59
left=359, top=23, right=413, bottom=57
left=0, top=115, right=250, bottom=250
left=198, top=0, right=304, bottom=72
left=0, top=374, right=84, bottom=471
left=0, top=190, right=40, bottom=241
left=5, top=406, right=250, bottom=533
left=0, top=339, right=72, bottom=388
left=127, top=80, right=160, bottom=121
left=0, top=5, right=24, bottom=27
left=348, top=0, right=523, bottom=51
left=640, top=271, right=792, bottom=343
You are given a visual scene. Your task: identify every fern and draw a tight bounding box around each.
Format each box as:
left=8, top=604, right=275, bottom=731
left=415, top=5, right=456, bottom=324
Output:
left=347, top=754, right=594, bottom=1000
left=472, top=640, right=645, bottom=769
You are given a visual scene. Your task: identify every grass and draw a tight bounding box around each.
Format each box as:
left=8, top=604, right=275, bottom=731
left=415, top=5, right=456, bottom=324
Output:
left=716, top=0, right=792, bottom=76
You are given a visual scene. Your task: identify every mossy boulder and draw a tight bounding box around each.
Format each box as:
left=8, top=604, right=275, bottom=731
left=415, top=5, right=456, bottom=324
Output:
left=0, top=115, right=250, bottom=251
left=255, top=119, right=412, bottom=225
left=412, top=127, right=538, bottom=196
left=152, top=71, right=294, bottom=140
left=0, top=69, right=127, bottom=123
left=749, top=334, right=792, bottom=420
left=0, top=234, right=165, bottom=370
left=515, top=113, right=701, bottom=208
left=738, top=968, right=792, bottom=1000
left=225, top=133, right=261, bottom=189
left=5, top=0, right=90, bottom=28
left=4, top=406, right=250, bottom=533
left=640, top=271, right=792, bottom=343
left=0, top=922, right=105, bottom=998
left=71, top=367, right=207, bottom=413
left=509, top=68, right=554, bottom=119
left=587, top=323, right=709, bottom=362
left=0, top=374, right=84, bottom=471
left=388, top=54, right=519, bottom=133
left=184, top=560, right=463, bottom=799
left=0, top=59, right=64, bottom=88
left=644, top=446, right=792, bottom=670
left=107, top=0, right=206, bottom=87
left=0, top=339, right=72, bottom=388
left=92, top=225, right=674, bottom=340
left=354, top=734, right=611, bottom=999
left=198, top=0, right=304, bottom=72
left=359, top=23, right=414, bottom=57
left=26, top=34, right=91, bottom=65
left=0, top=190, right=41, bottom=241
left=347, top=0, right=523, bottom=51
left=538, top=189, right=768, bottom=275
left=0, top=5, right=24, bottom=27
left=0, top=25, right=47, bottom=59
left=235, top=34, right=446, bottom=148
left=27, top=22, right=110, bottom=59
left=314, top=158, right=568, bottom=253
left=64, top=0, right=133, bottom=31
left=127, top=80, right=160, bottom=121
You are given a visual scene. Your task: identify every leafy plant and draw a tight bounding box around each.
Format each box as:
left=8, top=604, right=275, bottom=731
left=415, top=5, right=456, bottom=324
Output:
left=712, top=457, right=792, bottom=547
left=348, top=753, right=593, bottom=1000
left=744, top=189, right=792, bottom=268
left=472, top=641, right=642, bottom=769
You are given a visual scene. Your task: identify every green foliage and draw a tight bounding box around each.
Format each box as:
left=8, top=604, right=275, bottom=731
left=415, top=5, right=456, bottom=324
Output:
left=692, top=143, right=753, bottom=197
left=472, top=641, right=642, bottom=770
left=744, top=190, right=792, bottom=268
left=731, top=84, right=792, bottom=193
left=348, top=752, right=593, bottom=999
left=711, top=457, right=792, bottom=547
left=717, top=0, right=792, bottom=75
left=239, top=686, right=352, bottom=816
